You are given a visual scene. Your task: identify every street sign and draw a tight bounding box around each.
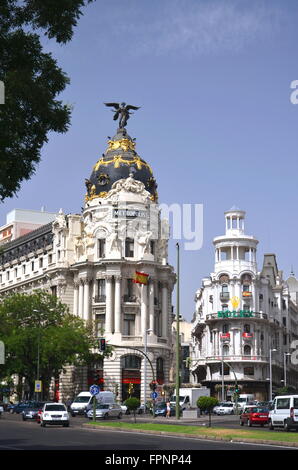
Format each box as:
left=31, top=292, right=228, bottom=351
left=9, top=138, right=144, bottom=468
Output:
left=90, top=385, right=100, bottom=396
left=35, top=380, right=42, bottom=393
left=151, top=391, right=158, bottom=399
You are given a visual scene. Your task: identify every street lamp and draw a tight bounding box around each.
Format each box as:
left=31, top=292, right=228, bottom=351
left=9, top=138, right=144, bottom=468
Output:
left=221, top=342, right=225, bottom=402
left=143, top=328, right=153, bottom=412
left=283, top=352, right=291, bottom=388
left=269, top=348, right=277, bottom=401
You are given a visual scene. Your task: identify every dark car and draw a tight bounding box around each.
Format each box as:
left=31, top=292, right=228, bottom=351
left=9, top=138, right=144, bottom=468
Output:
left=10, top=402, right=32, bottom=414
left=240, top=406, right=269, bottom=427
left=154, top=402, right=176, bottom=417
left=21, top=402, right=45, bottom=421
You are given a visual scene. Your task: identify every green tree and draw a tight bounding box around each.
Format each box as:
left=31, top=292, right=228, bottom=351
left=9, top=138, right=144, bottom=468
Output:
left=0, top=0, right=94, bottom=201
left=197, top=396, right=219, bottom=427
left=124, top=397, right=140, bottom=423
left=0, top=291, right=107, bottom=400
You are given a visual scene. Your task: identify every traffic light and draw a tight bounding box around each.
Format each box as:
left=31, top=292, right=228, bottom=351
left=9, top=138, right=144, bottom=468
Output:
left=99, top=338, right=106, bottom=352
left=149, top=381, right=157, bottom=391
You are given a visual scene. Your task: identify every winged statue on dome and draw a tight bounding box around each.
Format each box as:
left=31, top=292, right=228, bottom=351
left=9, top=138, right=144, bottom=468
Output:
left=104, top=102, right=140, bottom=128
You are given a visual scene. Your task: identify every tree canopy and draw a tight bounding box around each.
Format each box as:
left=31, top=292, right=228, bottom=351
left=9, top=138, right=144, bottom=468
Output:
left=0, top=0, right=94, bottom=200
left=0, top=290, right=106, bottom=399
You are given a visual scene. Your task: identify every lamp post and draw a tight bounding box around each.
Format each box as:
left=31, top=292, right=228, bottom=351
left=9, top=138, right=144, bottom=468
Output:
left=175, top=243, right=180, bottom=420
left=221, top=342, right=225, bottom=402
left=143, top=328, right=153, bottom=412
left=283, top=352, right=291, bottom=388
left=269, top=348, right=277, bottom=401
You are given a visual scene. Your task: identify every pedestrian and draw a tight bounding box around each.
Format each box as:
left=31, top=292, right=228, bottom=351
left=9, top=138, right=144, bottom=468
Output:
left=166, top=400, right=171, bottom=418
left=66, top=397, right=72, bottom=411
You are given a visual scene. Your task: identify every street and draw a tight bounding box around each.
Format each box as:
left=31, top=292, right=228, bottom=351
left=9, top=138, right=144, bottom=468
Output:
left=0, top=412, right=293, bottom=451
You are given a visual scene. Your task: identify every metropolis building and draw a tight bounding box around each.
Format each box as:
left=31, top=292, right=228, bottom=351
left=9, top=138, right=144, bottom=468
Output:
left=190, top=208, right=298, bottom=401
left=0, top=118, right=176, bottom=402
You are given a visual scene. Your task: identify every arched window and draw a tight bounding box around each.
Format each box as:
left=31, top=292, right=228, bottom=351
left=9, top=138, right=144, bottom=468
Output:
left=244, top=324, right=251, bottom=333
left=244, top=345, right=251, bottom=356
left=222, top=344, right=229, bottom=356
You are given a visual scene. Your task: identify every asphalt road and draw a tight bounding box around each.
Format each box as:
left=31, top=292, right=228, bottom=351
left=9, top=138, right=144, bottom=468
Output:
left=0, top=412, right=293, bottom=452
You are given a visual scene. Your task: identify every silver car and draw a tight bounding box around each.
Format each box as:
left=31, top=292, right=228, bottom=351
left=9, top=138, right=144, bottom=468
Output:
left=87, top=403, right=122, bottom=420
left=215, top=402, right=235, bottom=415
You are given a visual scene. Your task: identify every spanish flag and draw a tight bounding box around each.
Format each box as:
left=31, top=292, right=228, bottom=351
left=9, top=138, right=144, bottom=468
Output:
left=133, top=271, right=149, bottom=285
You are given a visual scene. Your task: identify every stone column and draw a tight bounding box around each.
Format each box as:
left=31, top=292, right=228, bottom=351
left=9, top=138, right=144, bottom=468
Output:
left=114, top=275, right=122, bottom=334
left=141, top=283, right=148, bottom=335
left=78, top=280, right=84, bottom=319
left=105, top=275, right=113, bottom=334
left=73, top=282, right=79, bottom=316
left=149, top=280, right=155, bottom=333
left=83, top=279, right=90, bottom=322
left=161, top=282, right=168, bottom=337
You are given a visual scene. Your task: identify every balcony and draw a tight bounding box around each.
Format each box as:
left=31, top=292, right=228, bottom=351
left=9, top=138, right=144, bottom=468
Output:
left=242, top=291, right=252, bottom=298
left=205, top=355, right=268, bottom=363
left=220, top=292, right=230, bottom=302
left=206, top=312, right=268, bottom=321
left=94, top=295, right=106, bottom=303
left=220, top=333, right=230, bottom=340
left=242, top=332, right=253, bottom=339
left=123, top=295, right=137, bottom=303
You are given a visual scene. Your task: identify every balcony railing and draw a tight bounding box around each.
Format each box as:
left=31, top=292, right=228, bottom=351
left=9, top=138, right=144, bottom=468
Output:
left=205, top=355, right=268, bottom=362
left=94, top=295, right=106, bottom=303
left=220, top=293, right=230, bottom=301
left=123, top=295, right=137, bottom=303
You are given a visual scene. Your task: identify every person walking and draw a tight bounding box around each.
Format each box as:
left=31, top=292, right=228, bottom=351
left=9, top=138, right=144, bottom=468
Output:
left=166, top=400, right=171, bottom=418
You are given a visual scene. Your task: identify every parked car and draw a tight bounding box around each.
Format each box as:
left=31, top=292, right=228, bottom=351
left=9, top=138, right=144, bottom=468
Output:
left=40, top=403, right=70, bottom=427
left=214, top=402, right=235, bottom=415
left=11, top=402, right=36, bottom=414
left=213, top=402, right=225, bottom=414
left=154, top=402, right=176, bottom=417
left=240, top=406, right=269, bottom=427
left=87, top=403, right=122, bottom=420
left=269, top=395, right=298, bottom=431
left=120, top=403, right=146, bottom=415
left=22, top=402, right=45, bottom=421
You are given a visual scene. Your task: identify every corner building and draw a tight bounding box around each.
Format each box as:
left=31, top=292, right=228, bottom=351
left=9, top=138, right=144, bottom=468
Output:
left=0, top=126, right=175, bottom=402
left=190, top=208, right=298, bottom=401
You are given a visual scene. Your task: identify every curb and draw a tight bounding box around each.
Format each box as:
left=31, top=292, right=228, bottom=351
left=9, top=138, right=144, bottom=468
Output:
left=83, top=424, right=298, bottom=448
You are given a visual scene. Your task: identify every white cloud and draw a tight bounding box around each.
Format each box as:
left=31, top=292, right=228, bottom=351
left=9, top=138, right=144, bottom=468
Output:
left=97, top=0, right=284, bottom=57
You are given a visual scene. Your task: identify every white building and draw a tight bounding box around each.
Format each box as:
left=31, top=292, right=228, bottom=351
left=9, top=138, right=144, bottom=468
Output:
left=190, top=208, right=298, bottom=401
left=0, top=125, right=175, bottom=403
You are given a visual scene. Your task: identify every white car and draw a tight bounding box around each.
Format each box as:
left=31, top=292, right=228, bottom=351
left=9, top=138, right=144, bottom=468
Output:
left=87, top=403, right=122, bottom=420
left=40, top=403, right=70, bottom=427
left=269, top=395, right=298, bottom=431
left=215, top=402, right=235, bottom=415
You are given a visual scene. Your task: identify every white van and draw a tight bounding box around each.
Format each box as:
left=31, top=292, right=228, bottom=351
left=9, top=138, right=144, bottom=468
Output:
left=237, top=394, right=255, bottom=411
left=70, top=391, right=114, bottom=416
left=269, top=395, right=298, bottom=431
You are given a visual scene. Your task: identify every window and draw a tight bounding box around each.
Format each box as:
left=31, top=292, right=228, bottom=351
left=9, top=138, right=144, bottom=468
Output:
left=125, top=238, right=134, bottom=257
left=222, top=304, right=229, bottom=312
left=283, top=334, right=287, bottom=346
left=243, top=304, right=250, bottom=312
left=48, top=254, right=53, bottom=264
left=222, top=324, right=229, bottom=333
left=122, top=355, right=141, bottom=369
left=96, top=279, right=106, bottom=301
left=282, top=317, right=287, bottom=327
left=220, top=364, right=230, bottom=376
left=150, top=240, right=155, bottom=256
left=222, top=344, right=229, bottom=356
left=31, top=261, right=34, bottom=271
left=244, top=324, right=251, bottom=333
left=123, top=314, right=135, bottom=336
left=39, top=257, right=43, bottom=268
left=156, top=357, right=164, bottom=384
left=22, top=265, right=26, bottom=275
left=98, top=239, right=106, bottom=258
left=244, top=367, right=254, bottom=376
left=14, top=268, right=17, bottom=278
left=95, top=314, right=105, bottom=336
left=276, top=398, right=290, bottom=410
left=244, top=345, right=251, bottom=356
left=6, top=271, right=10, bottom=281
left=51, top=286, right=57, bottom=297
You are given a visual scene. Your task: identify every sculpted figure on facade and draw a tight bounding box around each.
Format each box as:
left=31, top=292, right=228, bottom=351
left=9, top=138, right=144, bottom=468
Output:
left=53, top=208, right=67, bottom=230
left=137, top=229, right=152, bottom=257
left=74, top=236, right=86, bottom=261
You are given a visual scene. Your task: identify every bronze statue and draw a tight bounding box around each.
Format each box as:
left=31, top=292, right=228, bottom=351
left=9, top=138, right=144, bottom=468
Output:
left=104, top=102, right=140, bottom=128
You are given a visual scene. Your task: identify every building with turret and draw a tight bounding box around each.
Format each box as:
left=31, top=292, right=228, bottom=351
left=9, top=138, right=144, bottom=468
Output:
left=190, top=208, right=298, bottom=401
left=0, top=120, right=175, bottom=403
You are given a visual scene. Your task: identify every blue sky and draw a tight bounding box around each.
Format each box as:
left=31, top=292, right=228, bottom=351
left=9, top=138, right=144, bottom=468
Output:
left=2, top=0, right=298, bottom=320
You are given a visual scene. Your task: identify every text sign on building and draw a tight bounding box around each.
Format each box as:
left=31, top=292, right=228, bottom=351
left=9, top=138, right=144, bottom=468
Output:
left=218, top=310, right=254, bottom=318
left=113, top=209, right=147, bottom=219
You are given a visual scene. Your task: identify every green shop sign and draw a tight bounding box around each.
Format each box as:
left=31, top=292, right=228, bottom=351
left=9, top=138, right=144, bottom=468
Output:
left=218, top=310, right=253, bottom=318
